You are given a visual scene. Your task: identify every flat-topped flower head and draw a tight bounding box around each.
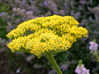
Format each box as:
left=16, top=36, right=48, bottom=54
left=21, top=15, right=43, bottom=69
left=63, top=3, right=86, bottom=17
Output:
left=6, top=15, right=88, bottom=58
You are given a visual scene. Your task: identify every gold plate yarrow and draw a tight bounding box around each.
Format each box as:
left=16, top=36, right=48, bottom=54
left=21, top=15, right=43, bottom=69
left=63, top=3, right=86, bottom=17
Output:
left=7, top=15, right=88, bottom=58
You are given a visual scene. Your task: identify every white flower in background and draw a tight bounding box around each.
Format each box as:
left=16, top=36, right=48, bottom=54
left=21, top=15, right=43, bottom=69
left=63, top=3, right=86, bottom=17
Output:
left=16, top=68, right=21, bottom=73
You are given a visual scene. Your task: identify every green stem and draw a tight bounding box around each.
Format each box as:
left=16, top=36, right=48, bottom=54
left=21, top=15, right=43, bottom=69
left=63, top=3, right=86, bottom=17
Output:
left=45, top=52, right=63, bottom=74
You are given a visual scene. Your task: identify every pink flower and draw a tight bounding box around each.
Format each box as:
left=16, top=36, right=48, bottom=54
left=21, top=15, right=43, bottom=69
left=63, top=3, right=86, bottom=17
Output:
left=75, top=64, right=90, bottom=74
left=75, top=65, right=81, bottom=74
left=89, top=41, right=98, bottom=51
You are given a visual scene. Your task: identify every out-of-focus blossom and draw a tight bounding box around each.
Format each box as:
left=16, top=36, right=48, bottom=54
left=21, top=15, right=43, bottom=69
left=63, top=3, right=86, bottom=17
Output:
left=22, top=9, right=26, bottom=12
left=89, top=41, right=98, bottom=51
left=75, top=65, right=90, bottom=74
left=60, top=62, right=70, bottom=71
left=0, top=12, right=6, bottom=16
left=26, top=55, right=35, bottom=62
left=34, top=64, right=42, bottom=69
left=63, top=3, right=67, bottom=8
left=79, top=0, right=86, bottom=5
left=16, top=68, right=21, bottom=73
left=0, top=0, right=2, bottom=3
left=89, top=40, right=99, bottom=62
left=44, top=1, right=48, bottom=7
left=75, top=60, right=90, bottom=74
left=26, top=11, right=33, bottom=14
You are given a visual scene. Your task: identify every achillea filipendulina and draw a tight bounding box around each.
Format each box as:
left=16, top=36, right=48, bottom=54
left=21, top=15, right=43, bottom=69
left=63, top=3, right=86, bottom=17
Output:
left=6, top=15, right=88, bottom=58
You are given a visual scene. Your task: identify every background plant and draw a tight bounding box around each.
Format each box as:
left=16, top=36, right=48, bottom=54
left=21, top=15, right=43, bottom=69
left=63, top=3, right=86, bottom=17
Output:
left=0, top=0, right=99, bottom=74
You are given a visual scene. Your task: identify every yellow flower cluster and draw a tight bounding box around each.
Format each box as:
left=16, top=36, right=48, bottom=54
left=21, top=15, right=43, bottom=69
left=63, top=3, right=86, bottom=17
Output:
left=7, top=15, right=88, bottom=58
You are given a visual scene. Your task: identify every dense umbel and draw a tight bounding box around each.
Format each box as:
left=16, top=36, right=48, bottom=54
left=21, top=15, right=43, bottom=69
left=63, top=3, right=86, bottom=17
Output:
left=7, top=15, right=88, bottom=58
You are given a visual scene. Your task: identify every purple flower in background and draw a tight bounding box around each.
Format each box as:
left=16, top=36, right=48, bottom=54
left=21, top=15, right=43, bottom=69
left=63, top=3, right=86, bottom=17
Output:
left=75, top=64, right=90, bottom=74
left=79, top=23, right=84, bottom=26
left=76, top=12, right=80, bottom=20
left=0, top=14, right=2, bottom=17
left=26, top=11, right=33, bottom=14
left=15, top=13, right=18, bottom=16
left=22, top=17, right=24, bottom=20
left=93, top=61, right=95, bottom=63
left=31, top=6, right=34, bottom=9
left=3, top=39, right=5, bottom=41
left=53, top=11, right=56, bottom=14
left=97, top=11, right=99, bottom=14
left=2, top=12, right=5, bottom=14
left=63, top=3, right=67, bottom=8
left=53, top=69, right=56, bottom=74
left=83, top=41, right=85, bottom=44
left=93, top=30, right=98, bottom=36
left=44, top=1, right=47, bottom=5
left=6, top=42, right=8, bottom=48
left=12, top=13, right=15, bottom=16
left=62, top=68, right=64, bottom=71
left=41, top=15, right=44, bottom=17
left=86, top=47, right=88, bottom=49
left=52, top=3, right=55, bottom=7
left=31, top=16, right=34, bottom=19
left=60, top=63, right=69, bottom=72
left=70, top=10, right=74, bottom=15
left=22, top=9, right=26, bottom=12
left=88, top=34, right=90, bottom=38
left=0, top=0, right=2, bottom=3
left=89, top=17, right=93, bottom=21
left=79, top=0, right=86, bottom=5
left=23, top=0, right=25, bottom=3
left=77, top=12, right=80, bottom=17
left=94, top=30, right=96, bottom=33
left=30, top=11, right=33, bottom=14
left=37, top=9, right=41, bottom=12
left=89, top=41, right=98, bottom=51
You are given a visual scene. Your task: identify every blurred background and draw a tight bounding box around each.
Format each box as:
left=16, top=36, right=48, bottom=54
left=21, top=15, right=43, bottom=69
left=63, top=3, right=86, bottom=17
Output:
left=0, top=0, right=99, bottom=74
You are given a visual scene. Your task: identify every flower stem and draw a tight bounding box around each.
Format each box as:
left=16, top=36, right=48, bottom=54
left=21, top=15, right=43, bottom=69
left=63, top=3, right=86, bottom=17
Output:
left=45, top=52, right=63, bottom=74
